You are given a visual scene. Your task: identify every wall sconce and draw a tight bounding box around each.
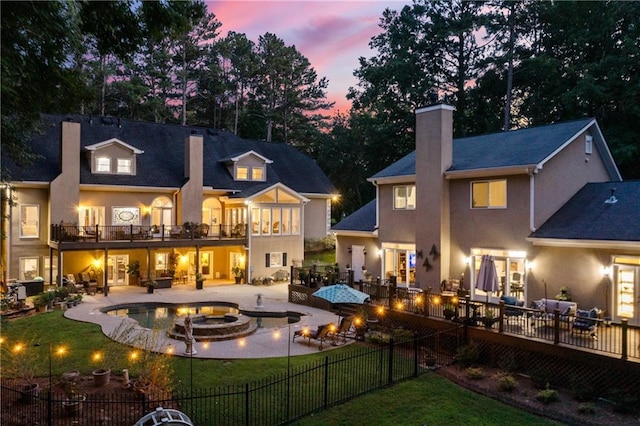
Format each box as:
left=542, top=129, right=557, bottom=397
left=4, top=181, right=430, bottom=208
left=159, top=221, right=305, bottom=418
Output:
left=463, top=256, right=471, bottom=265
left=376, top=249, right=382, bottom=257
left=601, top=266, right=611, bottom=277
left=526, top=260, right=535, bottom=271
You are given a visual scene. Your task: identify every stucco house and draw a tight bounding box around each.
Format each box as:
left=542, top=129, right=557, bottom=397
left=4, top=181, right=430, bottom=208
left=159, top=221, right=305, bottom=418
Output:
left=2, top=114, right=335, bottom=291
left=333, top=104, right=640, bottom=326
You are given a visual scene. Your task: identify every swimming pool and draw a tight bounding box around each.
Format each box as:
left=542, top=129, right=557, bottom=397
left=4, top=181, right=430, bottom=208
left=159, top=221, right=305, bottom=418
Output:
left=103, top=302, right=303, bottom=341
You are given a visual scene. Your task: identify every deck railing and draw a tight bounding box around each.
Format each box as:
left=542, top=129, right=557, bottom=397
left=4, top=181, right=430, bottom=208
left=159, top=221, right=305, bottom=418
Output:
left=50, top=224, right=247, bottom=243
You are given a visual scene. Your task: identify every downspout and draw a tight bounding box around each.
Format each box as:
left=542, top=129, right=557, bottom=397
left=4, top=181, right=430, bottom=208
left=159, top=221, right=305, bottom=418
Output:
left=529, top=168, right=538, bottom=232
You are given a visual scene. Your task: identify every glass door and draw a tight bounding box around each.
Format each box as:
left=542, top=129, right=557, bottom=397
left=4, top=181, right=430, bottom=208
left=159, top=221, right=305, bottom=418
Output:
left=614, top=265, right=638, bottom=325
left=107, top=255, right=128, bottom=287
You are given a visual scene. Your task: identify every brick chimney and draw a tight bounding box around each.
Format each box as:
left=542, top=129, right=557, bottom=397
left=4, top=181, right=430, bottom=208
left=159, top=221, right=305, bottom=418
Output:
left=414, top=104, right=454, bottom=289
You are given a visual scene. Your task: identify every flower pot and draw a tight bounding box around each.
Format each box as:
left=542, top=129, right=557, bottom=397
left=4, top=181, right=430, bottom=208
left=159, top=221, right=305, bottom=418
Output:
left=62, top=394, right=86, bottom=416
left=196, top=280, right=204, bottom=290
left=147, top=285, right=154, bottom=294
left=92, top=368, right=111, bottom=387
left=235, top=277, right=242, bottom=284
left=19, top=383, right=40, bottom=404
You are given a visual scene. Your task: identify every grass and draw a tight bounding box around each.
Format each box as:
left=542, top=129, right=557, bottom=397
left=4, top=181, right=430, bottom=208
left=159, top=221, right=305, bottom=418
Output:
left=2, top=310, right=557, bottom=425
left=303, top=250, right=335, bottom=266
left=294, top=375, right=558, bottom=425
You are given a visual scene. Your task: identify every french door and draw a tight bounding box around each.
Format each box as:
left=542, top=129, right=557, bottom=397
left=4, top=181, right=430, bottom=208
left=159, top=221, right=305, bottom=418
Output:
left=107, top=255, right=129, bottom=287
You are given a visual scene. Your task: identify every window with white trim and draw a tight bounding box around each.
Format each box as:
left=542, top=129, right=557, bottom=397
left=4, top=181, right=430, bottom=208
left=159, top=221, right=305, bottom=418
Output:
left=585, top=135, right=593, bottom=155
left=117, top=158, right=132, bottom=174
left=252, top=167, right=265, bottom=181
left=471, top=180, right=507, bottom=209
left=236, top=166, right=249, bottom=180
left=19, top=204, right=39, bottom=238
left=96, top=157, right=111, bottom=172
left=394, top=185, right=416, bottom=210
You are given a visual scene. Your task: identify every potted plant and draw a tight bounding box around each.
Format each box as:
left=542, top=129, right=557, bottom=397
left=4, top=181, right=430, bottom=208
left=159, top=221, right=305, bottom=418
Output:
left=146, top=280, right=157, bottom=294
left=61, top=371, right=85, bottom=415
left=482, top=309, right=496, bottom=328
left=443, top=303, right=457, bottom=320
left=195, top=272, right=204, bottom=290
left=33, top=292, right=55, bottom=313
left=167, top=252, right=179, bottom=279
left=126, top=260, right=141, bottom=286
left=231, top=266, right=244, bottom=284
left=555, top=286, right=572, bottom=301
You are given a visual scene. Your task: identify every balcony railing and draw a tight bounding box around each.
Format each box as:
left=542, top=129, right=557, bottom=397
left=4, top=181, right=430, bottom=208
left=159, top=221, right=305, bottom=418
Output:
left=50, top=223, right=247, bottom=243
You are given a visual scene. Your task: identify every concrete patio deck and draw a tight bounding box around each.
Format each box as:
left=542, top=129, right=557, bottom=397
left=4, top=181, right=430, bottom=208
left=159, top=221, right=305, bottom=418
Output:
left=63, top=282, right=346, bottom=359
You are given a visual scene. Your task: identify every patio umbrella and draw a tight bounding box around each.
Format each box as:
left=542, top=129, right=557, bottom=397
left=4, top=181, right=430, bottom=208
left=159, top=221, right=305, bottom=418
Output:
left=312, top=284, right=370, bottom=322
left=312, top=284, right=370, bottom=305
left=476, top=255, right=500, bottom=302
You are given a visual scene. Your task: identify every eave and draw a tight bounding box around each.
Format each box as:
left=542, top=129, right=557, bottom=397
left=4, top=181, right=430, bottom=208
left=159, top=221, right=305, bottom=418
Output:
left=526, top=237, right=640, bottom=251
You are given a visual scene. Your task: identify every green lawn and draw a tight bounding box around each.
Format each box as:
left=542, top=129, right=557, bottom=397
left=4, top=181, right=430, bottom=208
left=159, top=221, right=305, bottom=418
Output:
left=1, top=310, right=555, bottom=425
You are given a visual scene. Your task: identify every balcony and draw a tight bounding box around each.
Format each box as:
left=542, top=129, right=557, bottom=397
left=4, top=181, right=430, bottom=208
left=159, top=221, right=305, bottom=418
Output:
left=50, top=223, right=247, bottom=248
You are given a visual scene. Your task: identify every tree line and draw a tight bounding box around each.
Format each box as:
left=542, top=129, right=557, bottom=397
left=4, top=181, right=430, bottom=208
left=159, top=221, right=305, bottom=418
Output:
left=2, top=0, right=638, bottom=222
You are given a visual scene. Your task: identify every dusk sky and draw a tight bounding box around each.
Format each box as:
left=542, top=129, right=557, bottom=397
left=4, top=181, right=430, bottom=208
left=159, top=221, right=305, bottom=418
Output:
left=207, top=1, right=410, bottom=114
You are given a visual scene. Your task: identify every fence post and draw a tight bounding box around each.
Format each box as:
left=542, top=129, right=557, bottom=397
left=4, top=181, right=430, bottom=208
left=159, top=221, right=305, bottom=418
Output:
left=498, top=301, right=505, bottom=333
left=413, top=333, right=419, bottom=377
left=621, top=318, right=628, bottom=360
left=553, top=309, right=560, bottom=345
left=47, top=389, right=52, bottom=426
left=388, top=337, right=394, bottom=385
left=245, top=383, right=250, bottom=426
left=323, top=356, right=329, bottom=409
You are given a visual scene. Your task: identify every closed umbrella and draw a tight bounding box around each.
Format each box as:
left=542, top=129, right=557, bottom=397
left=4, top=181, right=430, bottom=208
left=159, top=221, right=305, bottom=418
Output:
left=476, top=255, right=500, bottom=302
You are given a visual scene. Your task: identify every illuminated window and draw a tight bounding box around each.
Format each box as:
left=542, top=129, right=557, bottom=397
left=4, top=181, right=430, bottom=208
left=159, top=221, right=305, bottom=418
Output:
left=471, top=180, right=507, bottom=208
left=252, top=167, right=265, bottom=181
left=117, top=158, right=132, bottom=174
left=236, top=166, right=249, bottom=180
left=19, top=204, right=39, bottom=238
left=394, top=185, right=415, bottom=210
left=96, top=157, right=111, bottom=172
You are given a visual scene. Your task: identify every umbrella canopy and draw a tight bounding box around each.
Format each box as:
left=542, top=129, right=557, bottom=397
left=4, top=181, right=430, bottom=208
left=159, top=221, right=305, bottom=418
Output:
left=475, top=255, right=500, bottom=301
left=312, top=284, right=370, bottom=305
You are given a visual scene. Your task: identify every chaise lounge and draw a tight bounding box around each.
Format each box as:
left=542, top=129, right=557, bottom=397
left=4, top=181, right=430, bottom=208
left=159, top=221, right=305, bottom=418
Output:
left=292, top=323, right=335, bottom=350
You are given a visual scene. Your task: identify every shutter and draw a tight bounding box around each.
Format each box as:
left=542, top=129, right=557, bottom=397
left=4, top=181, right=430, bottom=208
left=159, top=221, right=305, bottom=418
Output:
left=283, top=253, right=287, bottom=266
left=265, top=253, right=270, bottom=267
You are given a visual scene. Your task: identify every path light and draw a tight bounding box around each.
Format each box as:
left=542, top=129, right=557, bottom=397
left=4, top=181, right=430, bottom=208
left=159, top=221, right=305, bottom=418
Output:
left=92, top=351, right=103, bottom=363
left=202, top=342, right=210, bottom=350
left=273, top=330, right=282, bottom=340
left=129, top=350, right=139, bottom=362
left=376, top=306, right=385, bottom=317
left=433, top=295, right=442, bottom=305
left=396, top=301, right=404, bottom=311
left=237, top=338, right=246, bottom=348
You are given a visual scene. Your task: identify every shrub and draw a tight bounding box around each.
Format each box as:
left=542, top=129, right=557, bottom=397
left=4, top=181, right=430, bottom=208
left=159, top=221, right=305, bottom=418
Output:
left=535, top=386, right=559, bottom=404
left=496, top=351, right=518, bottom=373
left=608, top=387, right=640, bottom=414
left=577, top=403, right=596, bottom=415
left=456, top=343, right=480, bottom=368
left=570, top=377, right=597, bottom=401
left=465, top=367, right=485, bottom=380
left=529, top=367, right=554, bottom=390
left=495, top=372, right=517, bottom=392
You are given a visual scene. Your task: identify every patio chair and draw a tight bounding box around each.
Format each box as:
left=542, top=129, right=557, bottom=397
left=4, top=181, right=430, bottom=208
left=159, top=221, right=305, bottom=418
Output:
left=336, top=316, right=354, bottom=342
left=571, top=308, right=599, bottom=340
left=292, top=323, right=335, bottom=350
left=500, top=295, right=524, bottom=323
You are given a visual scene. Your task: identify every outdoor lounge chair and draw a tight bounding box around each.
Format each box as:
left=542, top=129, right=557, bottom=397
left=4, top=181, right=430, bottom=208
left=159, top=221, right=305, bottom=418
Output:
left=292, top=323, right=335, bottom=350
left=571, top=308, right=599, bottom=340
left=500, top=295, right=524, bottom=323
left=336, top=316, right=354, bottom=342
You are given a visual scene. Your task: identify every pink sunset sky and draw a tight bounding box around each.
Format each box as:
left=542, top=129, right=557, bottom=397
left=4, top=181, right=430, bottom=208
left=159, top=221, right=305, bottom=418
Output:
left=207, top=0, right=410, bottom=114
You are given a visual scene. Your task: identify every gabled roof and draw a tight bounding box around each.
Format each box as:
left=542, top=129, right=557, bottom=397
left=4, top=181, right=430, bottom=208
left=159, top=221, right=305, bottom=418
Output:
left=4, top=114, right=335, bottom=195
left=331, top=199, right=377, bottom=234
left=85, top=138, right=144, bottom=154
left=528, top=181, right=640, bottom=247
left=219, top=150, right=273, bottom=164
left=369, top=118, right=621, bottom=181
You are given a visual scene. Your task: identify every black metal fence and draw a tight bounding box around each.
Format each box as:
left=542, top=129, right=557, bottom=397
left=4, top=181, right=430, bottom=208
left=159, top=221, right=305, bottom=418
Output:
left=1, top=329, right=461, bottom=426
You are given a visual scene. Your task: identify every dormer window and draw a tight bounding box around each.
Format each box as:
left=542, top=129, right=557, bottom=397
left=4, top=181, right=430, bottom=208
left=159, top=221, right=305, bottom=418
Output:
left=117, top=158, right=132, bottom=174
left=96, top=157, right=111, bottom=172
left=224, top=150, right=272, bottom=182
left=236, top=166, right=249, bottom=180
left=252, top=167, right=265, bottom=181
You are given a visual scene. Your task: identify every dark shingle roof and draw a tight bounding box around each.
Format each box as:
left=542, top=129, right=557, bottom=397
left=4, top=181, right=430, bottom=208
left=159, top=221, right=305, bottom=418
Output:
left=529, top=181, right=640, bottom=242
left=371, top=118, right=597, bottom=179
left=332, top=199, right=377, bottom=233
left=4, top=115, right=335, bottom=195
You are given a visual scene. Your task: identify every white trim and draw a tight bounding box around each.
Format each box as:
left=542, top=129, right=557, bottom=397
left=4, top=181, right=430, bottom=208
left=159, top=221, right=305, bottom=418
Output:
left=527, top=237, right=640, bottom=250
left=415, top=104, right=456, bottom=114
left=228, top=150, right=273, bottom=164
left=367, top=174, right=416, bottom=184
left=86, top=138, right=144, bottom=154
left=445, top=166, right=535, bottom=179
